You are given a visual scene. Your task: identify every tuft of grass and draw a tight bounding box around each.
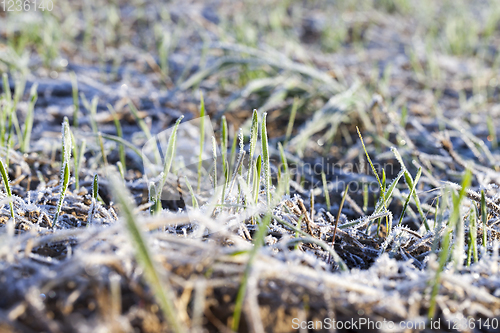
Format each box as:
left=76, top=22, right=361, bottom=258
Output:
left=392, top=148, right=429, bottom=230
left=108, top=172, right=185, bottom=333
left=221, top=160, right=229, bottom=204
left=400, top=104, right=408, bottom=128
left=53, top=118, right=72, bottom=228
left=372, top=170, right=404, bottom=216
left=261, top=112, right=271, bottom=206
left=227, top=129, right=245, bottom=198
left=358, top=127, right=396, bottom=234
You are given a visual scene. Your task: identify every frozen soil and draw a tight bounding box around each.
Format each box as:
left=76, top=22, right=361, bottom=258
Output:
left=2, top=0, right=500, bottom=332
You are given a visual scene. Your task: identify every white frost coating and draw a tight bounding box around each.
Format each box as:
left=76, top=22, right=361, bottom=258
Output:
left=238, top=128, right=244, bottom=155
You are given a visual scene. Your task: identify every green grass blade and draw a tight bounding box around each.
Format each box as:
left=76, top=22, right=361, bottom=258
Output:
left=221, top=160, right=229, bottom=204
left=229, top=125, right=238, bottom=172
left=228, top=131, right=245, bottom=198
left=295, top=214, right=304, bottom=250
left=211, top=136, right=217, bottom=190
left=321, top=171, right=330, bottom=211
left=481, top=190, right=488, bottom=247
left=261, top=113, right=271, bottom=206
left=285, top=97, right=299, bottom=145
left=467, top=206, right=478, bottom=267
left=87, top=173, right=99, bottom=225
left=0, top=159, right=14, bottom=222
left=363, top=183, right=369, bottom=213
left=53, top=118, right=72, bottom=227
left=277, top=142, right=289, bottom=196
left=148, top=183, right=158, bottom=215
left=128, top=100, right=162, bottom=166
left=128, top=100, right=152, bottom=139
left=247, top=110, right=258, bottom=187
left=21, top=83, right=38, bottom=153
left=107, top=104, right=126, bottom=172
left=398, top=167, right=422, bottom=226
left=70, top=72, right=79, bottom=127
left=373, top=170, right=405, bottom=215
left=156, top=116, right=184, bottom=209
left=2, top=73, right=11, bottom=103
left=221, top=115, right=228, bottom=177
left=99, top=133, right=143, bottom=160
left=357, top=127, right=385, bottom=206
left=232, top=214, right=272, bottom=331
left=197, top=92, right=205, bottom=192
left=253, top=155, right=261, bottom=204
left=97, top=132, right=108, bottom=167
left=428, top=168, right=472, bottom=320
left=117, top=161, right=125, bottom=180
left=71, top=131, right=78, bottom=189
left=74, top=139, right=86, bottom=190
left=392, top=147, right=429, bottom=230
left=92, top=174, right=99, bottom=200
left=184, top=176, right=199, bottom=209
left=108, top=173, right=185, bottom=333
